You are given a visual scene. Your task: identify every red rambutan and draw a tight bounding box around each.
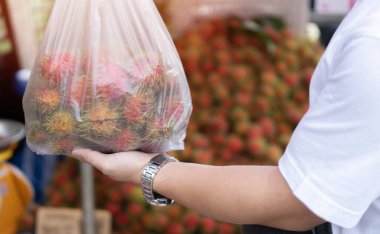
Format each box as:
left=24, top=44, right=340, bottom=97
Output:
left=40, top=54, right=76, bottom=86
left=44, top=111, right=76, bottom=136
left=49, top=138, right=75, bottom=154
left=33, top=88, right=61, bottom=113
left=79, top=103, right=121, bottom=138
left=112, top=129, right=138, bottom=152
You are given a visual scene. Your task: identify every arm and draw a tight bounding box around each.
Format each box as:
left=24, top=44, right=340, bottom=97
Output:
left=70, top=149, right=324, bottom=231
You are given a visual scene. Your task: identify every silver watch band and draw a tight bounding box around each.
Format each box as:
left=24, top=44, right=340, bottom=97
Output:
left=141, top=154, right=178, bottom=206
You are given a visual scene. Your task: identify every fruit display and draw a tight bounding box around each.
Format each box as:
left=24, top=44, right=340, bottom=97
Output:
left=23, top=53, right=192, bottom=155
left=18, top=16, right=323, bottom=233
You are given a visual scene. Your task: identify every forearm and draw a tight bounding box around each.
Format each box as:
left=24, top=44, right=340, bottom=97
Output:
left=154, top=162, right=324, bottom=231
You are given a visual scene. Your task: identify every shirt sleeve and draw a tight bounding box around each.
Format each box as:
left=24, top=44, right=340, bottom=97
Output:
left=279, top=36, right=380, bottom=228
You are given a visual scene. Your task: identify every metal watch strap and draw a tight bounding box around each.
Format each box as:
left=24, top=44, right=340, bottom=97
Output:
left=141, top=154, right=178, bottom=206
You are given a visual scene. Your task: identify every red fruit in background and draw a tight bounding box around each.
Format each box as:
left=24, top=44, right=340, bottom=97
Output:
left=248, top=137, right=268, bottom=156
left=54, top=173, right=69, bottom=186
left=212, top=36, right=229, bottom=50
left=260, top=84, right=276, bottom=98
left=106, top=202, right=120, bottom=215
left=275, top=61, right=287, bottom=75
left=40, top=54, right=76, bottom=86
left=234, top=121, right=251, bottom=136
left=202, top=217, right=217, bottom=233
left=255, top=97, right=271, bottom=113
left=142, top=213, right=154, bottom=228
left=190, top=72, right=205, bottom=86
left=216, top=50, right=231, bottom=64
left=184, top=212, right=200, bottom=229
left=208, top=116, right=229, bottom=133
left=212, top=135, right=225, bottom=145
left=284, top=72, right=299, bottom=87
left=108, top=189, right=123, bottom=203
left=247, top=124, right=263, bottom=138
left=285, top=53, right=298, bottom=67
left=267, top=144, right=283, bottom=163
left=259, top=117, right=276, bottom=137
left=121, top=183, right=136, bottom=197
left=217, top=66, right=230, bottom=76
left=220, top=149, right=234, bottom=162
left=200, top=22, right=215, bottom=39
left=219, top=223, right=235, bottom=234
left=275, top=81, right=290, bottom=98
left=279, top=133, right=292, bottom=147
left=50, top=192, right=63, bottom=206
left=233, top=34, right=246, bottom=46
left=304, top=67, right=314, bottom=86
left=155, top=214, right=169, bottom=229
left=294, top=90, right=307, bottom=103
left=261, top=71, right=277, bottom=85
left=167, top=205, right=182, bottom=220
left=115, top=213, right=129, bottom=226
left=191, top=134, right=210, bottom=148
left=128, top=203, right=143, bottom=216
left=167, top=222, right=185, bottom=234
left=202, top=59, right=215, bottom=74
left=231, top=65, right=250, bottom=82
left=214, top=84, right=229, bottom=102
left=62, top=183, right=78, bottom=203
left=234, top=92, right=251, bottom=107
left=194, top=150, right=213, bottom=164
left=197, top=91, right=212, bottom=107
left=208, top=72, right=222, bottom=86
left=226, top=135, right=244, bottom=153
left=231, top=107, right=249, bottom=122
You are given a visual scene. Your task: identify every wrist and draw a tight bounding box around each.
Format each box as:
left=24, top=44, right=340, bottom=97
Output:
left=140, top=154, right=179, bottom=206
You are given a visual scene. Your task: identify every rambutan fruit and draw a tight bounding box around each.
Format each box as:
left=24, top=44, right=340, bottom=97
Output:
left=112, top=129, right=138, bottom=152
left=49, top=138, right=75, bottom=154
left=69, top=75, right=91, bottom=106
left=27, top=121, right=46, bottom=144
left=128, top=56, right=165, bottom=90
left=33, top=88, right=61, bottom=113
left=145, top=117, right=174, bottom=141
left=94, top=59, right=128, bottom=100
left=79, top=103, right=121, bottom=138
left=40, top=54, right=76, bottom=86
left=164, top=99, right=185, bottom=121
left=124, top=93, right=156, bottom=124
left=44, top=111, right=76, bottom=136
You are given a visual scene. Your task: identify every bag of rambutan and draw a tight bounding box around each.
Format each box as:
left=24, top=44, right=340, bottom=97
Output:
left=22, top=0, right=192, bottom=155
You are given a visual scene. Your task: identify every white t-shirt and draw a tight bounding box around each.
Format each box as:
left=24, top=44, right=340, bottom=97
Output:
left=279, top=0, right=380, bottom=233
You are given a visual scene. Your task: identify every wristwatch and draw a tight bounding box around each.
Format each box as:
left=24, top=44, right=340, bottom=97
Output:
left=141, top=154, right=178, bottom=206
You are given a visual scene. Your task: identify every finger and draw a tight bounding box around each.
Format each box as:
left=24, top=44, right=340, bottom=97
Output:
left=71, top=148, right=108, bottom=171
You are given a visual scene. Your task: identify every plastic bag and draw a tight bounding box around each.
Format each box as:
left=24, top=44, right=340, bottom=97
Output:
left=23, top=0, right=192, bottom=155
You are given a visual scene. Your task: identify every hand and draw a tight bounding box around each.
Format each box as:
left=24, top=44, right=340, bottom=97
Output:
left=70, top=148, right=158, bottom=184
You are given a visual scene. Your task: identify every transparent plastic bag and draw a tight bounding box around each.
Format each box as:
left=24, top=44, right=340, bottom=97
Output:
left=23, top=0, right=192, bottom=155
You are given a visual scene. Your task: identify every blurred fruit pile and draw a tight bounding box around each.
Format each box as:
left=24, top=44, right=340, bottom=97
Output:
left=18, top=16, right=323, bottom=233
